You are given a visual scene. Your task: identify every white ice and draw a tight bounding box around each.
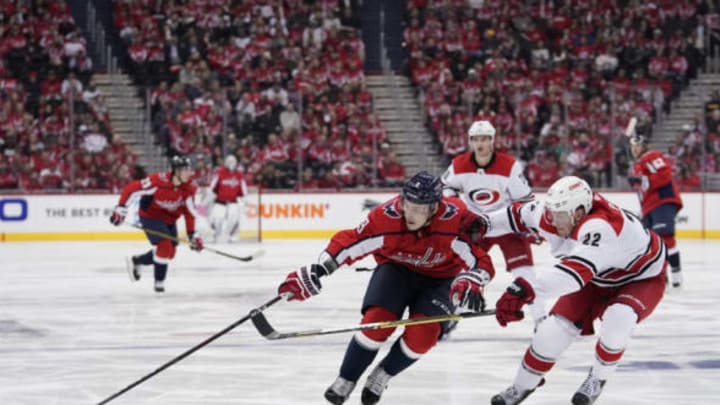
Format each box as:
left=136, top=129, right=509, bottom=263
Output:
left=0, top=239, right=719, bottom=405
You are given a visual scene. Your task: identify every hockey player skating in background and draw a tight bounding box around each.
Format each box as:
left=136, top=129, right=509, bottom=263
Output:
left=442, top=120, right=547, bottom=326
left=276, top=171, right=494, bottom=405
left=487, top=176, right=667, bottom=405
left=110, top=155, right=204, bottom=292
left=629, top=134, right=683, bottom=287
left=205, top=154, right=248, bottom=243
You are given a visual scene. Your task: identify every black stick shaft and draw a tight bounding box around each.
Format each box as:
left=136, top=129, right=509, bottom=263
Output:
left=128, top=223, right=260, bottom=262
left=97, top=295, right=283, bottom=405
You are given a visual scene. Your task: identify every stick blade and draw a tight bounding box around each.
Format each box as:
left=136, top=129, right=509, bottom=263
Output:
left=250, top=311, right=280, bottom=339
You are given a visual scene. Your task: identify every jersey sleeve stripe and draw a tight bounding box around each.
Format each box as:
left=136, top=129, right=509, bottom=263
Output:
left=334, top=235, right=385, bottom=265
left=554, top=263, right=589, bottom=288
left=185, top=196, right=199, bottom=219
left=127, top=187, right=156, bottom=203
left=507, top=207, right=519, bottom=233
left=450, top=238, right=477, bottom=270
left=563, top=255, right=598, bottom=274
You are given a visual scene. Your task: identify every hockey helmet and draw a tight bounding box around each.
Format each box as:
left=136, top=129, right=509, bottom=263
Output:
left=467, top=120, right=496, bottom=141
left=402, top=171, right=443, bottom=205
left=224, top=154, right=238, bottom=170
left=545, top=176, right=593, bottom=219
left=170, top=155, right=192, bottom=171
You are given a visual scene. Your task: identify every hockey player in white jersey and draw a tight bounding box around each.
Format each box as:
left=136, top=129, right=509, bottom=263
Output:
left=487, top=176, right=667, bottom=405
left=442, top=120, right=547, bottom=325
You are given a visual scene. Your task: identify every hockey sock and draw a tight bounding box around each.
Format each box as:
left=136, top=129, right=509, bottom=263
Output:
left=593, top=304, right=636, bottom=380
left=378, top=339, right=417, bottom=376
left=514, top=315, right=579, bottom=390
left=339, top=334, right=380, bottom=382
left=134, top=250, right=154, bottom=265
left=153, top=262, right=168, bottom=281
left=667, top=250, right=681, bottom=272
left=379, top=314, right=440, bottom=376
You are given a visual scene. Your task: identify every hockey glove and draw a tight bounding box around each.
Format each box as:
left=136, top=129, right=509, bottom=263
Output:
left=109, top=205, right=127, bottom=226
left=189, top=232, right=204, bottom=252
left=450, top=269, right=491, bottom=312
left=627, top=176, right=642, bottom=188
left=495, top=277, right=535, bottom=327
left=460, top=211, right=489, bottom=243
left=278, top=264, right=330, bottom=301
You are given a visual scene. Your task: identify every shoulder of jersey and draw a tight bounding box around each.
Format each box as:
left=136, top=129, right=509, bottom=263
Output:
left=486, top=152, right=517, bottom=176
left=571, top=205, right=622, bottom=240
left=450, top=152, right=476, bottom=174
left=152, top=172, right=171, bottom=185
left=639, top=149, right=663, bottom=162
left=435, top=198, right=464, bottom=227
left=369, top=197, right=403, bottom=223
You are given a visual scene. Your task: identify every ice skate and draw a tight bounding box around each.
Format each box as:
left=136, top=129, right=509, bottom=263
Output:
left=669, top=268, right=683, bottom=288
left=361, top=365, right=392, bottom=405
left=491, top=385, right=535, bottom=405
left=323, top=376, right=355, bottom=405
left=154, top=280, right=165, bottom=293
left=125, top=256, right=141, bottom=282
left=571, top=371, right=606, bottom=405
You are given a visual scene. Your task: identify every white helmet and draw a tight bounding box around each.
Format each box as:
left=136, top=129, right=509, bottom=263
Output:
left=545, top=176, right=593, bottom=217
left=468, top=120, right=496, bottom=141
left=224, top=154, right=238, bottom=170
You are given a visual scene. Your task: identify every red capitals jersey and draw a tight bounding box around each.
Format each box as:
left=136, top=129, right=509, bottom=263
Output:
left=209, top=167, right=248, bottom=203
left=324, top=196, right=494, bottom=279
left=118, top=172, right=198, bottom=233
left=631, top=150, right=683, bottom=215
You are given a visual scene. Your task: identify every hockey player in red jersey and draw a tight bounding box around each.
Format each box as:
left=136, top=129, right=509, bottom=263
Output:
left=205, top=154, right=248, bottom=243
left=487, top=177, right=667, bottom=405
left=276, top=171, right=494, bottom=405
left=629, top=134, right=683, bottom=287
left=442, top=120, right=547, bottom=326
left=109, top=155, right=203, bottom=292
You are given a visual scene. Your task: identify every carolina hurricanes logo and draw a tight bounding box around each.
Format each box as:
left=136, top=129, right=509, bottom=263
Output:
left=469, top=189, right=501, bottom=206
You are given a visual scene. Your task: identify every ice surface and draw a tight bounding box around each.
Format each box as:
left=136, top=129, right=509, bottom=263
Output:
left=0, top=239, right=718, bottom=404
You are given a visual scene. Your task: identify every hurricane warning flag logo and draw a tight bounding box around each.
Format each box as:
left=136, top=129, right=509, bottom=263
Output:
left=469, top=189, right=501, bottom=206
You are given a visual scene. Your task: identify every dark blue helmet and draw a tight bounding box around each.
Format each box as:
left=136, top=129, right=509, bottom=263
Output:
left=402, top=171, right=442, bottom=204
left=170, top=155, right=191, bottom=170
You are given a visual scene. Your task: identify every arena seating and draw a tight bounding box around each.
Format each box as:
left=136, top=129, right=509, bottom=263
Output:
left=112, top=0, right=401, bottom=189
left=404, top=0, right=706, bottom=188
left=0, top=0, right=138, bottom=191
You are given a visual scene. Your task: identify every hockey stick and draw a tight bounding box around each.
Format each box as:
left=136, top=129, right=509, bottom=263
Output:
left=96, top=294, right=284, bottom=405
left=128, top=223, right=264, bottom=262
left=250, top=309, right=497, bottom=340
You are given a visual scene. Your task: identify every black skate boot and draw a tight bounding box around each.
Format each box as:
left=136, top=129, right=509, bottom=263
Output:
left=125, top=256, right=141, bottom=281
left=361, top=365, right=392, bottom=405
left=324, top=376, right=355, bottom=405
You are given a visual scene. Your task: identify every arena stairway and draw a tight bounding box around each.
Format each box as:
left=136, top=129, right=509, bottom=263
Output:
left=651, top=72, right=720, bottom=188
left=94, top=73, right=166, bottom=173
left=366, top=74, right=446, bottom=176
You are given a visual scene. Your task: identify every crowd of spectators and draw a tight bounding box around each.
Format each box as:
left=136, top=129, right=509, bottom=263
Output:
left=113, top=0, right=405, bottom=189
left=0, top=0, right=139, bottom=191
left=404, top=0, right=710, bottom=188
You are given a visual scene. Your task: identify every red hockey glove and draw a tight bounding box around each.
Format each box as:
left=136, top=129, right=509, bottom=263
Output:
left=189, top=232, right=204, bottom=252
left=450, top=269, right=491, bottom=312
left=109, top=205, right=127, bottom=226
left=278, top=264, right=330, bottom=301
left=495, top=277, right=535, bottom=327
